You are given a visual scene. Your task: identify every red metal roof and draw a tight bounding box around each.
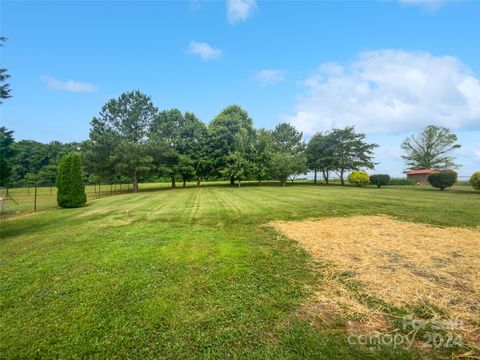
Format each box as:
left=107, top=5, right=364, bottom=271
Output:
left=406, top=169, right=438, bottom=175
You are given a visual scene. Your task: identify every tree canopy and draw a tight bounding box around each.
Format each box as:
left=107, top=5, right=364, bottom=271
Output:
left=306, top=127, right=377, bottom=185
left=209, top=105, right=254, bottom=185
left=0, top=37, right=12, bottom=104
left=401, top=125, right=461, bottom=170
left=3, top=91, right=465, bottom=190
left=87, top=91, right=157, bottom=192
left=306, top=133, right=335, bottom=184
left=0, top=127, right=15, bottom=186
left=271, top=123, right=303, bottom=154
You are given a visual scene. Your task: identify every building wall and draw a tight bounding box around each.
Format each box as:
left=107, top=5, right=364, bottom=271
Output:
left=407, top=173, right=430, bottom=185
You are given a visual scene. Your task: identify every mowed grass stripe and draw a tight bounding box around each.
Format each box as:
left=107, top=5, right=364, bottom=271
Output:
left=188, top=189, right=202, bottom=221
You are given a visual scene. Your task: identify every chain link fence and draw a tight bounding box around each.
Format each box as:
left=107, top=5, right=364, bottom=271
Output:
left=0, top=182, right=144, bottom=215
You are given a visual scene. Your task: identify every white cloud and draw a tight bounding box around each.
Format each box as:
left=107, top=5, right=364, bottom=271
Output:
left=227, top=0, right=257, bottom=24
left=41, top=75, right=97, bottom=92
left=475, top=149, right=480, bottom=161
left=285, top=50, right=480, bottom=136
left=187, top=41, right=222, bottom=60
left=399, top=0, right=447, bottom=11
left=252, top=69, right=285, bottom=86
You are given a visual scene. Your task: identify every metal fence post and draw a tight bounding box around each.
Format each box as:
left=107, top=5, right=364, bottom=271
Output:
left=33, top=186, right=37, bottom=212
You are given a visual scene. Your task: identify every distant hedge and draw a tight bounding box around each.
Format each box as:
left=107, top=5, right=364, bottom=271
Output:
left=427, top=170, right=457, bottom=191
left=369, top=174, right=391, bottom=188
left=470, top=172, right=480, bottom=191
left=56, top=152, right=87, bottom=208
left=390, top=178, right=415, bottom=186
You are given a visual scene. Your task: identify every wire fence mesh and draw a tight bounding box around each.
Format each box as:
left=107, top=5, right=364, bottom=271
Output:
left=0, top=183, right=146, bottom=215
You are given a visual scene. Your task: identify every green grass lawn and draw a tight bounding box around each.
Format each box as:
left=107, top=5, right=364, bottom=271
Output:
left=2, top=182, right=173, bottom=214
left=1, top=184, right=478, bottom=359
left=1, top=181, right=251, bottom=214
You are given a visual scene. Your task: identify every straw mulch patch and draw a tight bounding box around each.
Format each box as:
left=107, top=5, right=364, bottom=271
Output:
left=271, top=215, right=480, bottom=345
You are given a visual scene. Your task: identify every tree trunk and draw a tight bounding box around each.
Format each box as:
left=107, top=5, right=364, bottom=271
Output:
left=197, top=179, right=201, bottom=187
left=183, top=179, right=186, bottom=188
left=230, top=176, right=235, bottom=186
left=238, top=180, right=241, bottom=188
left=133, top=169, right=139, bottom=193
left=171, top=177, right=176, bottom=188
left=282, top=180, right=286, bottom=187
left=314, top=170, right=317, bottom=184
left=323, top=170, right=329, bottom=185
left=340, top=171, right=345, bottom=186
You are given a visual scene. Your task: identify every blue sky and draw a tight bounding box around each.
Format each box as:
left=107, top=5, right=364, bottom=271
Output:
left=1, top=0, right=479, bottom=177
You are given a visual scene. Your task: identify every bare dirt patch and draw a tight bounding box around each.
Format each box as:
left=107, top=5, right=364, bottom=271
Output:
left=271, top=215, right=480, bottom=344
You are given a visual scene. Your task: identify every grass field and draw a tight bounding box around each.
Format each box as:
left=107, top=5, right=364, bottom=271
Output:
left=1, top=181, right=282, bottom=214
left=1, top=182, right=180, bottom=214
left=1, top=184, right=479, bottom=359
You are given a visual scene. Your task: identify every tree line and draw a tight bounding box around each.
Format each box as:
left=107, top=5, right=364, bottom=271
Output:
left=84, top=91, right=381, bottom=190
left=1, top=90, right=465, bottom=191
left=0, top=134, right=81, bottom=186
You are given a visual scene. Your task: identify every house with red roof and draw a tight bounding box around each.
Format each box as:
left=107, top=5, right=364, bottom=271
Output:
left=406, top=169, right=439, bottom=185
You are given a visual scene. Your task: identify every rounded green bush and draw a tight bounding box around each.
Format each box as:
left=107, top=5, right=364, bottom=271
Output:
left=470, top=171, right=480, bottom=191
left=369, top=174, right=391, bottom=188
left=348, top=170, right=369, bottom=187
left=427, top=170, right=457, bottom=191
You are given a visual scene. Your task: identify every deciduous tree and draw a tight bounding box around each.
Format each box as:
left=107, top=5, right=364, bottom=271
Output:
left=0, top=127, right=14, bottom=186
left=306, top=133, right=335, bottom=184
left=271, top=123, right=304, bottom=154
left=221, top=128, right=252, bottom=187
left=209, top=105, right=254, bottom=185
left=401, top=125, right=461, bottom=169
left=178, top=155, right=196, bottom=187
left=269, top=152, right=307, bottom=187
left=329, top=127, right=377, bottom=185
left=251, top=129, right=273, bottom=184
left=150, top=109, right=207, bottom=187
